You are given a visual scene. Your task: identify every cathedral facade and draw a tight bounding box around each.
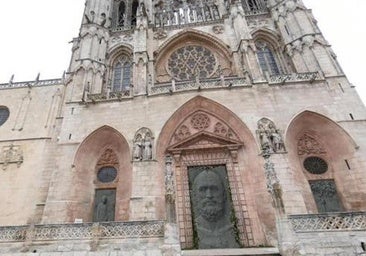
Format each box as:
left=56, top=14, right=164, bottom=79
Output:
left=0, top=0, right=366, bottom=255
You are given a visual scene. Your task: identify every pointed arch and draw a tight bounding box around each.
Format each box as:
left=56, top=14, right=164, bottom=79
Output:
left=69, top=125, right=132, bottom=222
left=285, top=110, right=358, bottom=154
left=285, top=110, right=360, bottom=213
left=156, top=96, right=257, bottom=157
left=155, top=29, right=232, bottom=62
left=107, top=45, right=133, bottom=92
left=154, top=29, right=235, bottom=82
left=156, top=96, right=274, bottom=248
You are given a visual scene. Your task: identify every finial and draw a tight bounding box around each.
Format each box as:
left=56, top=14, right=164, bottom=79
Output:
left=35, top=73, right=40, bottom=82
left=9, top=74, right=14, bottom=84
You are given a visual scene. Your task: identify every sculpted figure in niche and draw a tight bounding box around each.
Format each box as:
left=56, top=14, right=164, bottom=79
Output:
left=257, top=119, right=285, bottom=154
left=191, top=169, right=240, bottom=249
left=133, top=128, right=154, bottom=161
left=142, top=133, right=153, bottom=160
left=258, top=124, right=271, bottom=151
left=269, top=124, right=284, bottom=152
left=133, top=134, right=143, bottom=160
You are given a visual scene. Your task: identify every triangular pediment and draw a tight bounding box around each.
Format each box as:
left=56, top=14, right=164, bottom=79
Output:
left=167, top=131, right=243, bottom=152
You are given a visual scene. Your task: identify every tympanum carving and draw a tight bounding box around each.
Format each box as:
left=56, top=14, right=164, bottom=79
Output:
left=297, top=132, right=326, bottom=155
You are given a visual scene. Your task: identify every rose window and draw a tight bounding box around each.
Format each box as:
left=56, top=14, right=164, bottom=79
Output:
left=303, top=157, right=328, bottom=175
left=168, top=45, right=216, bottom=81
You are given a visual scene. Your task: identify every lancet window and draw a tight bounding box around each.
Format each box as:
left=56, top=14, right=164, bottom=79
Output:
left=113, top=0, right=139, bottom=29
left=112, top=55, right=132, bottom=92
left=256, top=40, right=282, bottom=75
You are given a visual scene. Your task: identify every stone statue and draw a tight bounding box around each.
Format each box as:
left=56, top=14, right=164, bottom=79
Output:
left=269, top=124, right=284, bottom=152
left=133, top=136, right=143, bottom=160
left=133, top=128, right=154, bottom=161
left=191, top=170, right=240, bottom=249
left=257, top=118, right=285, bottom=154
left=142, top=137, right=152, bottom=160
left=258, top=124, right=271, bottom=151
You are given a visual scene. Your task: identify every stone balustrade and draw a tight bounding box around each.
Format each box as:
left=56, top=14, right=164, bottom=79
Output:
left=0, top=220, right=164, bottom=242
left=151, top=76, right=251, bottom=95
left=268, top=72, right=321, bottom=85
left=289, top=212, right=366, bottom=232
left=0, top=79, right=62, bottom=90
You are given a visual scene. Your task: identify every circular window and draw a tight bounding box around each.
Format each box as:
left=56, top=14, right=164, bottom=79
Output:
left=97, top=166, right=118, bottom=183
left=167, top=45, right=216, bottom=81
left=0, top=107, right=9, bottom=126
left=303, top=157, right=328, bottom=174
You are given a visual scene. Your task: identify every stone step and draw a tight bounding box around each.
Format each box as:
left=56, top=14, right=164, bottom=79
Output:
left=182, top=247, right=280, bottom=256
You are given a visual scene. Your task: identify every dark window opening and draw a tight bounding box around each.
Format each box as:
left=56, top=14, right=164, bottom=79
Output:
left=309, top=180, right=343, bottom=213
left=118, top=2, right=126, bottom=26
left=131, top=0, right=139, bottom=26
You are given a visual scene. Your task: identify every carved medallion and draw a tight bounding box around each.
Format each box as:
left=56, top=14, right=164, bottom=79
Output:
left=175, top=125, right=191, bottom=141
left=191, top=113, right=210, bottom=130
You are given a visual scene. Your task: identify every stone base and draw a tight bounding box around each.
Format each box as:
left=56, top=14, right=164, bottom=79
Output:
left=181, top=247, right=280, bottom=256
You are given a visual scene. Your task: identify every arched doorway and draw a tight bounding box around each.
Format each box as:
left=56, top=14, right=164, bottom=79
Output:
left=157, top=96, right=273, bottom=249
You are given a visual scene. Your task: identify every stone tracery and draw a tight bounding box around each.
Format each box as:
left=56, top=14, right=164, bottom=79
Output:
left=168, top=45, right=217, bottom=81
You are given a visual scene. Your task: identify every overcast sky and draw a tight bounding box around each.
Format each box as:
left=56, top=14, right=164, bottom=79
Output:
left=0, top=0, right=365, bottom=104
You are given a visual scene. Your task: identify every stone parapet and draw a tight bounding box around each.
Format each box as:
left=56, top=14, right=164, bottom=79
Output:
left=0, top=220, right=164, bottom=243
left=289, top=211, right=366, bottom=232
left=0, top=79, right=62, bottom=90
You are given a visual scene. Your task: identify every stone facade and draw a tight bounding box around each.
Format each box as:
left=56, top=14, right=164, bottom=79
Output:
left=0, top=0, right=366, bottom=255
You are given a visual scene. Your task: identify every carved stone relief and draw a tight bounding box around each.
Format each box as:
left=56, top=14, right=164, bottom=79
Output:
left=165, top=155, right=175, bottom=202
left=297, top=132, right=326, bottom=156
left=153, top=28, right=168, bottom=40
left=174, top=125, right=191, bottom=142
left=97, top=148, right=119, bottom=167
left=263, top=156, right=284, bottom=213
left=0, top=144, right=24, bottom=170
left=256, top=118, right=285, bottom=154
left=212, top=25, right=224, bottom=34
left=172, top=111, right=239, bottom=144
left=191, top=113, right=211, bottom=130
left=133, top=128, right=154, bottom=161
